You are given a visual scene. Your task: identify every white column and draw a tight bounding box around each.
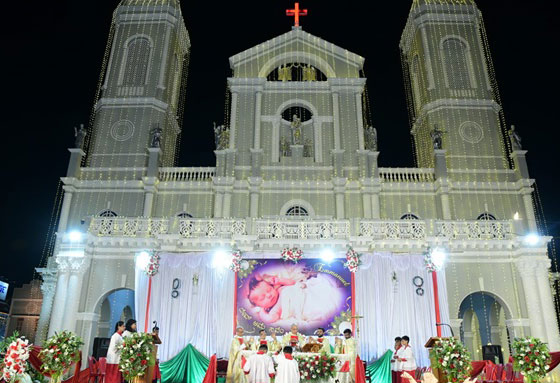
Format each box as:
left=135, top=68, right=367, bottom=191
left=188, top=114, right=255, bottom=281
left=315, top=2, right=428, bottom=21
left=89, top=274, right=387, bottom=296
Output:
left=250, top=192, right=259, bottom=218
left=229, top=91, right=239, bottom=149
left=516, top=259, right=547, bottom=340
left=332, top=92, right=341, bottom=150
left=441, top=192, right=452, bottom=220
left=35, top=270, right=57, bottom=345
left=355, top=91, right=365, bottom=151
left=313, top=119, right=323, bottom=163
left=362, top=191, right=372, bottom=219
left=522, top=191, right=538, bottom=232
left=272, top=117, right=281, bottom=163
left=214, top=192, right=224, bottom=218
left=62, top=270, right=86, bottom=332
left=48, top=271, right=69, bottom=336
left=223, top=190, right=232, bottom=218
left=535, top=260, right=560, bottom=350
left=143, top=192, right=154, bottom=217
left=58, top=188, right=74, bottom=232
left=253, top=91, right=263, bottom=149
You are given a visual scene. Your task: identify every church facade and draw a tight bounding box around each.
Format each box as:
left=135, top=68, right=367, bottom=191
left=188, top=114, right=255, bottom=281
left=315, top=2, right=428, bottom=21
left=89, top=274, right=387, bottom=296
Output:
left=36, top=0, right=559, bottom=361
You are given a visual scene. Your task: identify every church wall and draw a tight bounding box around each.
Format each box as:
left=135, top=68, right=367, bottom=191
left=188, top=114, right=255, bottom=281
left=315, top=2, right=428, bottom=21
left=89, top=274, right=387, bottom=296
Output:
left=67, top=191, right=145, bottom=228
left=232, top=91, right=256, bottom=166
left=448, top=192, right=524, bottom=221
left=231, top=191, right=249, bottom=218
left=152, top=191, right=214, bottom=218
left=379, top=193, right=438, bottom=219
left=344, top=193, right=362, bottom=218
left=259, top=192, right=336, bottom=217
left=338, top=91, right=361, bottom=158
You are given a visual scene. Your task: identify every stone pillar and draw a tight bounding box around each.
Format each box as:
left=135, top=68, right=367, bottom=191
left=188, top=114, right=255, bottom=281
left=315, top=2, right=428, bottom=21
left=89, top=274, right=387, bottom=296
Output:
left=229, top=91, right=239, bottom=149
left=516, top=258, right=546, bottom=340
left=521, top=188, right=538, bottom=232
left=333, top=178, right=346, bottom=219
left=48, top=270, right=69, bottom=336
left=510, top=150, right=530, bottom=179
left=143, top=189, right=155, bottom=217
left=505, top=318, right=529, bottom=339
left=535, top=260, right=560, bottom=350
left=248, top=177, right=262, bottom=218
left=35, top=268, right=58, bottom=345
left=223, top=191, right=232, bottom=218
left=253, top=90, right=263, bottom=150
left=332, top=92, right=341, bottom=150
left=66, top=148, right=85, bottom=178
left=355, top=91, right=365, bottom=151
left=361, top=178, right=374, bottom=219
left=58, top=186, right=75, bottom=232
left=62, top=259, right=89, bottom=332
left=463, top=331, right=475, bottom=356
left=214, top=191, right=224, bottom=218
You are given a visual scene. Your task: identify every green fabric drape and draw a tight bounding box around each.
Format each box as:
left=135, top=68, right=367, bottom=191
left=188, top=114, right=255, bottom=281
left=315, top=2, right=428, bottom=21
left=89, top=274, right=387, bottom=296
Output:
left=160, top=344, right=210, bottom=383
left=366, top=350, right=393, bottom=383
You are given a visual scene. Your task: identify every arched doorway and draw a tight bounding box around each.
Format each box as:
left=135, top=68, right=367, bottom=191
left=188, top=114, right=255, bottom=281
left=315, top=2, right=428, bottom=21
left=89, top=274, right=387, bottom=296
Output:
left=459, top=291, right=511, bottom=361
left=96, top=288, right=135, bottom=338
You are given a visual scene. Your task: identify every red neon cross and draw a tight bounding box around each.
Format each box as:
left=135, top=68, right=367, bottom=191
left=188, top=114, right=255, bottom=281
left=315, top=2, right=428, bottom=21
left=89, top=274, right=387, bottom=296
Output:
left=286, top=2, right=308, bottom=27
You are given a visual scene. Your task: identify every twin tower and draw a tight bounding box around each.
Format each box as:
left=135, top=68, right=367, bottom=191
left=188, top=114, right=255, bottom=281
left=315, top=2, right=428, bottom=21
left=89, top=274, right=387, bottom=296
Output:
left=87, top=0, right=511, bottom=178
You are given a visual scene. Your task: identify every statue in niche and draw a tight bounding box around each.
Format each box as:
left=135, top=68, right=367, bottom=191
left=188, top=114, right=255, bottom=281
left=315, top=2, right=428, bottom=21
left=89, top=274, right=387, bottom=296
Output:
left=303, top=138, right=313, bottom=157
left=364, top=125, right=378, bottom=151
left=290, top=114, right=303, bottom=145
left=213, top=122, right=229, bottom=150
left=508, top=124, right=522, bottom=150
left=149, top=124, right=163, bottom=148
left=303, top=65, right=316, bottom=82
left=430, top=124, right=446, bottom=150
left=280, top=136, right=291, bottom=157
left=74, top=124, right=87, bottom=149
left=278, top=64, right=292, bottom=82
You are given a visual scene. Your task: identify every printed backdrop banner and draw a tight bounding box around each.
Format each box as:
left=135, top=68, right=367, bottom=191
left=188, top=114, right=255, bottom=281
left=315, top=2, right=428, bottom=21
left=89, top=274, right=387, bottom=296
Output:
left=236, top=258, right=353, bottom=335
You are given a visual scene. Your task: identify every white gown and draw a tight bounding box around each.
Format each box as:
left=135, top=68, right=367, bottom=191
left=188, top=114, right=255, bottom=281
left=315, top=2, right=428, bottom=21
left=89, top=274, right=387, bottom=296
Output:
left=243, top=353, right=275, bottom=383
left=274, top=354, right=300, bottom=383
left=106, top=332, right=124, bottom=364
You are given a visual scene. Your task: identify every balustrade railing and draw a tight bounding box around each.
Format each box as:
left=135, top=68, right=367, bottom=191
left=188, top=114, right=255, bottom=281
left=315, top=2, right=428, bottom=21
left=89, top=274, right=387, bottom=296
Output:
left=159, top=167, right=215, bottom=182
left=378, top=168, right=435, bottom=182
left=254, top=219, right=350, bottom=240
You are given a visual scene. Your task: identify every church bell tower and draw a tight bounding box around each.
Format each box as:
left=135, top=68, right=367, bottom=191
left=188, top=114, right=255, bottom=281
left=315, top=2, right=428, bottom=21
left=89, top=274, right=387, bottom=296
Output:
left=86, top=0, right=190, bottom=168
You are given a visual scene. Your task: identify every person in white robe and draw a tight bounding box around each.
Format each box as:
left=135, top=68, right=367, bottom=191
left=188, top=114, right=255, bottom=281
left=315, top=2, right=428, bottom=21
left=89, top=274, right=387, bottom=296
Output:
left=105, top=321, right=125, bottom=383
left=122, top=318, right=137, bottom=337
left=252, top=330, right=280, bottom=352
left=281, top=324, right=305, bottom=350
left=226, top=326, right=249, bottom=383
left=391, top=337, right=403, bottom=383
left=397, top=336, right=417, bottom=381
left=274, top=346, right=300, bottom=383
left=309, top=327, right=331, bottom=354
left=243, top=345, right=275, bottom=383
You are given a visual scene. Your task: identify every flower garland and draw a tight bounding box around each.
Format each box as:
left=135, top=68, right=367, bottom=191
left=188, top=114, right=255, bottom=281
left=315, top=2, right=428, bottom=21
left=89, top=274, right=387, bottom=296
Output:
left=2, top=337, right=31, bottom=383
left=429, top=337, right=472, bottom=383
left=424, top=251, right=437, bottom=272
left=118, top=333, right=155, bottom=380
left=296, top=353, right=337, bottom=382
left=229, top=250, right=242, bottom=272
left=145, top=253, right=160, bottom=276
left=38, top=331, right=83, bottom=381
left=281, top=247, right=303, bottom=263
left=512, top=337, right=551, bottom=383
left=344, top=247, right=362, bottom=273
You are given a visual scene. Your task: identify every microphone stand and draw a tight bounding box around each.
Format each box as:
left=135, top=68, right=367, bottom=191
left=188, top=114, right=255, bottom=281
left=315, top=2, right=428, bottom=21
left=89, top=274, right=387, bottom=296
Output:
left=436, top=323, right=455, bottom=337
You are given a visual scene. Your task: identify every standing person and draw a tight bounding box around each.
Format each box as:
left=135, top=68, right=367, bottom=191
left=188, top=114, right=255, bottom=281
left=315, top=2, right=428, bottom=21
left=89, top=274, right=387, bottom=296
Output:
left=309, top=328, right=331, bottom=354
left=226, top=327, right=248, bottom=383
left=105, top=321, right=125, bottom=383
left=123, top=319, right=137, bottom=337
left=148, top=324, right=162, bottom=383
left=391, top=337, right=402, bottom=383
left=281, top=324, right=305, bottom=350
left=274, top=346, right=300, bottom=383
left=397, top=336, right=417, bottom=382
left=243, top=344, right=275, bottom=383
left=252, top=330, right=280, bottom=352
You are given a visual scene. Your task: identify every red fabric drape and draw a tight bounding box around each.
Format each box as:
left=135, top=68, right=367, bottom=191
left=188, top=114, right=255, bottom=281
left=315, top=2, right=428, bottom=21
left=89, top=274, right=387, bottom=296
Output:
left=550, top=351, right=560, bottom=372
left=470, top=360, right=491, bottom=378
left=355, top=355, right=366, bottom=383
left=201, top=354, right=217, bottom=383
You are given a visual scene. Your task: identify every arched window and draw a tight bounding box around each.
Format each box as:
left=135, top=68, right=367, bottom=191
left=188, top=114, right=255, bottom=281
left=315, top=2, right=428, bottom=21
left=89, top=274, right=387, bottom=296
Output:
left=441, top=38, right=471, bottom=90
left=267, top=63, right=327, bottom=82
left=477, top=213, right=497, bottom=221
left=286, top=206, right=309, bottom=217
left=177, top=212, right=193, bottom=218
left=122, top=37, right=151, bottom=86
left=98, top=209, right=118, bottom=217
left=400, top=213, right=419, bottom=220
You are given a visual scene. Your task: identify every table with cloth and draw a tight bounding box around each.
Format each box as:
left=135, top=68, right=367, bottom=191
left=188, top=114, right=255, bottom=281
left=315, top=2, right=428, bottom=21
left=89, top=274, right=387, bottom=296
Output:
left=239, top=350, right=353, bottom=383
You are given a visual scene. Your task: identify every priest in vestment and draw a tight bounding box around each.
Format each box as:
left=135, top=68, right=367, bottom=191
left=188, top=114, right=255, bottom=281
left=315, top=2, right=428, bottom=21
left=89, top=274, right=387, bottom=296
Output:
left=243, top=344, right=276, bottom=383
left=281, top=324, right=305, bottom=350
left=274, top=346, right=300, bottom=383
left=335, top=329, right=357, bottom=381
left=226, top=326, right=249, bottom=383
left=252, top=330, right=280, bottom=353
left=309, top=327, right=331, bottom=354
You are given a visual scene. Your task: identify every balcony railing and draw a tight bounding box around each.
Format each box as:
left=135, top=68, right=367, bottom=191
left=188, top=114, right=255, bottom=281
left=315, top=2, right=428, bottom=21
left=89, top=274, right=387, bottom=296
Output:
left=89, top=217, right=514, bottom=241
left=378, top=168, right=435, bottom=183
left=159, top=167, right=215, bottom=182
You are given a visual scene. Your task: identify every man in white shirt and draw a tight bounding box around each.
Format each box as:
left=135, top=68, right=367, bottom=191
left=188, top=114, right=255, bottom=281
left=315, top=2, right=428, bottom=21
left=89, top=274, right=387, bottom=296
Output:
left=397, top=336, right=417, bottom=382
left=274, top=346, right=300, bottom=383
left=243, top=344, right=275, bottom=383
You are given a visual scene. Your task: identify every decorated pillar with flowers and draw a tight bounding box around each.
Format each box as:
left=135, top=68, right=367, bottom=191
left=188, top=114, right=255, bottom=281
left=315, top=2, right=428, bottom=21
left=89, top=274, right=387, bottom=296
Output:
left=142, top=253, right=160, bottom=333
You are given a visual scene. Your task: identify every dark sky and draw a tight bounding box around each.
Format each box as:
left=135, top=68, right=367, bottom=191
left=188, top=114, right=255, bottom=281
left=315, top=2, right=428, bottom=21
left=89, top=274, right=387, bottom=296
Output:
left=0, top=0, right=558, bottom=286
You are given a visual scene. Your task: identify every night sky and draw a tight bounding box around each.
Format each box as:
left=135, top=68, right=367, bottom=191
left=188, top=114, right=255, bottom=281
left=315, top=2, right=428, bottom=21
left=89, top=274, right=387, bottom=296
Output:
left=0, top=0, right=557, bottom=286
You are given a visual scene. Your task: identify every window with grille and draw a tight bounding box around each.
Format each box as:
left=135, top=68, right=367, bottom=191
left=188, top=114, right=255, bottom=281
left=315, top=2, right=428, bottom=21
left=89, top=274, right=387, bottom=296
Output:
left=286, top=206, right=309, bottom=217
left=442, top=38, right=471, bottom=90
left=177, top=212, right=193, bottom=218
left=99, top=210, right=118, bottom=217
left=400, top=213, right=419, bottom=220
left=477, top=213, right=497, bottom=221
left=122, top=37, right=151, bottom=86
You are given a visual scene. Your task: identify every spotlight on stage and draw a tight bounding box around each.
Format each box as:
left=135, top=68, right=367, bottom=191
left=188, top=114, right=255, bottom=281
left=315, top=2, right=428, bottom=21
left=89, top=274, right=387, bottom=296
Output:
left=430, top=247, right=447, bottom=270
left=67, top=230, right=83, bottom=242
left=320, top=248, right=335, bottom=263
left=136, top=251, right=151, bottom=270
left=523, top=233, right=540, bottom=246
left=212, top=249, right=231, bottom=269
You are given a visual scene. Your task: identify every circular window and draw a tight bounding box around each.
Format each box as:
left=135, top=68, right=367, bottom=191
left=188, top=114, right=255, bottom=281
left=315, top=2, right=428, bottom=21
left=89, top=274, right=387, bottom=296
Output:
left=286, top=206, right=309, bottom=217
left=459, top=121, right=484, bottom=144
left=110, top=120, right=135, bottom=142
left=282, top=106, right=313, bottom=123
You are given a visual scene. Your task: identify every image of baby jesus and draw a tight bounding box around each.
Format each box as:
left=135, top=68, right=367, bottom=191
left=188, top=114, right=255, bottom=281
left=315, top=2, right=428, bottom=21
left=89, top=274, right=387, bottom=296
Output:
left=247, top=273, right=298, bottom=323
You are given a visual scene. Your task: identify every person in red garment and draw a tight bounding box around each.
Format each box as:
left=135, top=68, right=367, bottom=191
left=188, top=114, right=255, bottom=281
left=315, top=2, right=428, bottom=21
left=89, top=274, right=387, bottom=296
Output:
left=391, top=337, right=402, bottom=383
left=105, top=321, right=125, bottom=383
left=397, top=336, right=417, bottom=382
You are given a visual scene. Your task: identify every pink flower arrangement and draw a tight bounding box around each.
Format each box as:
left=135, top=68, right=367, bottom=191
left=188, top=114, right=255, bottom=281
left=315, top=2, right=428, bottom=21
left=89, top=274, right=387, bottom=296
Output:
left=281, top=247, right=303, bottom=263
left=229, top=250, right=242, bottom=272
left=344, top=246, right=362, bottom=273
left=145, top=253, right=160, bottom=276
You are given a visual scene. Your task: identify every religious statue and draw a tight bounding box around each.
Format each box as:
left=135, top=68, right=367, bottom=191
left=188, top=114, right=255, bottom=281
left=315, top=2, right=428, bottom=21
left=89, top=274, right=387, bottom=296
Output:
left=149, top=124, right=163, bottom=148
left=280, top=136, right=291, bottom=157
left=430, top=124, right=445, bottom=150
left=509, top=124, right=522, bottom=150
left=74, top=124, right=87, bottom=149
left=278, top=64, right=292, bottom=82
left=290, top=114, right=303, bottom=145
left=364, top=125, right=378, bottom=151
left=213, top=122, right=229, bottom=150
left=303, top=65, right=316, bottom=82
left=303, top=138, right=313, bottom=157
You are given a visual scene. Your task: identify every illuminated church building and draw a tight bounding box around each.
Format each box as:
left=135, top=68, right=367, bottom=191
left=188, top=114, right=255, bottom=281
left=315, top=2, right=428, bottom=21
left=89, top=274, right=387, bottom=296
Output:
left=36, top=0, right=560, bottom=363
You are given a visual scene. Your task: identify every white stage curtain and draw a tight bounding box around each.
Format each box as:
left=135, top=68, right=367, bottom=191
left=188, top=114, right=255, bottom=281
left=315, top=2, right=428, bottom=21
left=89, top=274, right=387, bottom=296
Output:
left=135, top=253, right=235, bottom=361
left=356, top=253, right=450, bottom=365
